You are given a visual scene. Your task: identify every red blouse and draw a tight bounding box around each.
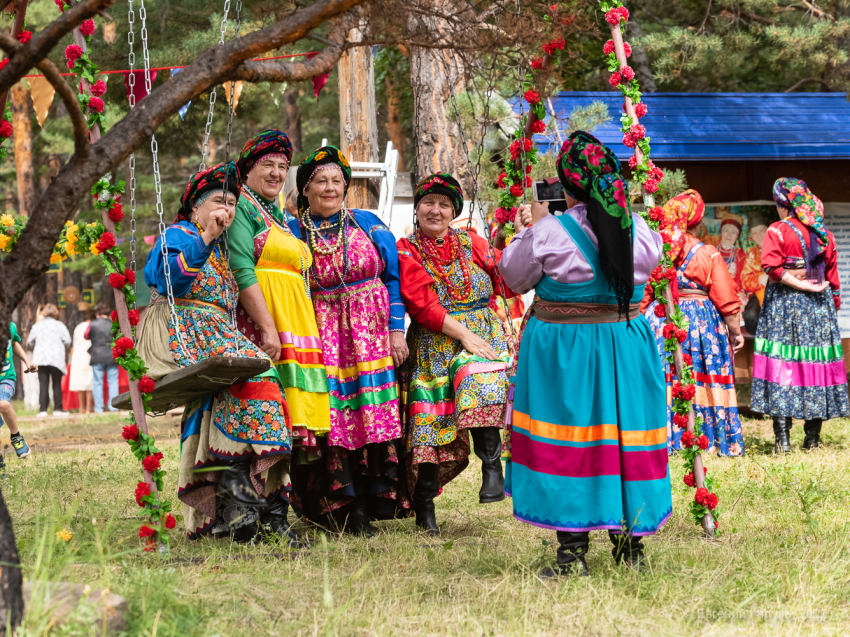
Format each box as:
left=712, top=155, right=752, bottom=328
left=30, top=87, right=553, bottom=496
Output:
left=396, top=230, right=515, bottom=332
left=761, top=218, right=840, bottom=309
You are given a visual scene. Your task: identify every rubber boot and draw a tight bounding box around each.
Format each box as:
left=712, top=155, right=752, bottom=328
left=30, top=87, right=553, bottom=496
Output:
left=610, top=532, right=645, bottom=571
left=470, top=427, right=505, bottom=504
left=540, top=531, right=589, bottom=578
left=346, top=468, right=376, bottom=537
left=803, top=419, right=823, bottom=450
left=217, top=456, right=268, bottom=508
left=413, top=463, right=440, bottom=536
left=773, top=417, right=792, bottom=454
left=261, top=496, right=309, bottom=548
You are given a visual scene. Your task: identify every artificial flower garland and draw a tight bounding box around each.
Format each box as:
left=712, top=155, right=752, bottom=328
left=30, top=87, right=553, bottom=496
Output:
left=601, top=0, right=720, bottom=529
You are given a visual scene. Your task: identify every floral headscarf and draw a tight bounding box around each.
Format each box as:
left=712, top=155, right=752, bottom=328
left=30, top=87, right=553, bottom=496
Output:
left=414, top=173, right=464, bottom=218
left=773, top=177, right=828, bottom=282
left=296, top=145, right=351, bottom=215
left=662, top=189, right=705, bottom=264
left=557, top=131, right=634, bottom=315
left=177, top=161, right=240, bottom=221
left=237, top=130, right=293, bottom=177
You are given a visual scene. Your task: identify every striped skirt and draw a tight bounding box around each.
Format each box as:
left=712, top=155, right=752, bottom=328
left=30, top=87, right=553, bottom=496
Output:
left=751, top=283, right=849, bottom=420
left=506, top=312, right=672, bottom=535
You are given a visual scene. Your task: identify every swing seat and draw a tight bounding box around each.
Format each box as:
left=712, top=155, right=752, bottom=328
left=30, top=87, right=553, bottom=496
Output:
left=111, top=356, right=270, bottom=413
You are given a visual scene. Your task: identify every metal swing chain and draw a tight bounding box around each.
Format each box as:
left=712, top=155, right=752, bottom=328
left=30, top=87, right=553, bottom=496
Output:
left=127, top=0, right=138, bottom=306
left=199, top=0, right=233, bottom=171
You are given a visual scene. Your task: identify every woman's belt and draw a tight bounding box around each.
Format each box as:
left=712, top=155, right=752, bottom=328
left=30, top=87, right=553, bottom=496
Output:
left=255, top=260, right=302, bottom=275
left=532, top=300, right=640, bottom=324
left=679, top=289, right=709, bottom=299
left=448, top=301, right=490, bottom=315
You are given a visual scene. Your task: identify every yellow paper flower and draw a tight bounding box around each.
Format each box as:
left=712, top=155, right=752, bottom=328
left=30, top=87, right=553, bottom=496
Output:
left=66, top=241, right=77, bottom=256
left=56, top=528, right=72, bottom=542
left=90, top=243, right=100, bottom=255
left=0, top=214, right=13, bottom=227
left=0, top=235, right=9, bottom=251
left=87, top=223, right=97, bottom=229
left=50, top=253, right=61, bottom=264
left=65, top=220, right=73, bottom=227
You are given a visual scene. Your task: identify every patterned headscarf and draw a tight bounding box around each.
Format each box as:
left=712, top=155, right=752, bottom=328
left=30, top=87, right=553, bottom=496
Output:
left=557, top=131, right=633, bottom=315
left=773, top=177, right=828, bottom=282
left=296, top=145, right=351, bottom=216
left=237, top=130, right=293, bottom=177
left=414, top=173, right=464, bottom=218
left=662, top=189, right=705, bottom=264
left=177, top=161, right=240, bottom=221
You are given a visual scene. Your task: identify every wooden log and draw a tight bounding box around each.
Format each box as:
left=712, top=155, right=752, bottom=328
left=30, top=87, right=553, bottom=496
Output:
left=10, top=82, right=35, bottom=216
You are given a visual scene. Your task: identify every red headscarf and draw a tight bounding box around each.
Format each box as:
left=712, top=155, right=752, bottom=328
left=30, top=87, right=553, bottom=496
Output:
left=662, top=189, right=705, bottom=264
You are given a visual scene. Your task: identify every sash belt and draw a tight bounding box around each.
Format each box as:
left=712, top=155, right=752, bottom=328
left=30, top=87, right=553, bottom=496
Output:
left=679, top=290, right=709, bottom=299
left=531, top=300, right=641, bottom=324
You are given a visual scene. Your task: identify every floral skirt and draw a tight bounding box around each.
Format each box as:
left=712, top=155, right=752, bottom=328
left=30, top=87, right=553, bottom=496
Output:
left=645, top=297, right=745, bottom=457
left=751, top=284, right=849, bottom=420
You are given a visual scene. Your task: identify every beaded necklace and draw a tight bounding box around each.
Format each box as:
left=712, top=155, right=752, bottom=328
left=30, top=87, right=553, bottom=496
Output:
left=416, top=228, right=473, bottom=303
left=303, top=207, right=351, bottom=292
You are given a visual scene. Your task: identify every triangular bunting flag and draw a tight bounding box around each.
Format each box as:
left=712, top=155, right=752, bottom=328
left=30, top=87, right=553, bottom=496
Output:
left=171, top=68, right=191, bottom=120
left=221, top=80, right=243, bottom=112
left=307, top=52, right=331, bottom=99
left=26, top=77, right=55, bottom=127
left=123, top=70, right=157, bottom=106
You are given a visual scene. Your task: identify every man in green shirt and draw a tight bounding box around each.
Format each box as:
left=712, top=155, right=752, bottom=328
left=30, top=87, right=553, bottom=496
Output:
left=1, top=322, right=36, bottom=476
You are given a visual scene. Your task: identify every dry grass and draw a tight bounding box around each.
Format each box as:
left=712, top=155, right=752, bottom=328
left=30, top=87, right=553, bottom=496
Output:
left=3, top=414, right=850, bottom=636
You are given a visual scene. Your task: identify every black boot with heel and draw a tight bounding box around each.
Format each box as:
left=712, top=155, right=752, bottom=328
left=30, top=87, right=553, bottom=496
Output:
left=610, top=531, right=645, bottom=571
left=540, top=531, right=590, bottom=578
left=773, top=417, right=792, bottom=453
left=217, top=456, right=268, bottom=508
left=413, top=462, right=440, bottom=535
left=261, top=496, right=309, bottom=548
left=347, top=467, right=376, bottom=537
left=803, top=418, right=823, bottom=450
left=470, top=427, right=505, bottom=504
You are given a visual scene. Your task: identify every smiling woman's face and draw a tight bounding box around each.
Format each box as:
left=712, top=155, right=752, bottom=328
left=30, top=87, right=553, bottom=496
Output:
left=416, top=194, right=454, bottom=239
left=305, top=167, right=346, bottom=218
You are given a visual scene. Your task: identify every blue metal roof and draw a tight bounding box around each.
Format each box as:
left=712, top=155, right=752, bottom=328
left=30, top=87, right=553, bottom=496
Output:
left=521, top=92, right=850, bottom=161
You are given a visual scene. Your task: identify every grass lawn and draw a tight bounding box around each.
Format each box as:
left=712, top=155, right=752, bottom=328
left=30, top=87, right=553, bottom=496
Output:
left=2, top=412, right=850, bottom=636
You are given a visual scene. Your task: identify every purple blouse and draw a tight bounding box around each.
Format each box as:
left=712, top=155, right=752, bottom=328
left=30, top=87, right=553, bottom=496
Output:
left=499, top=203, right=663, bottom=295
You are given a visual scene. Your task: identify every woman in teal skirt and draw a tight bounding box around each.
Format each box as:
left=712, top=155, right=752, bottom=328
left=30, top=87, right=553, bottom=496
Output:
left=501, top=131, right=671, bottom=575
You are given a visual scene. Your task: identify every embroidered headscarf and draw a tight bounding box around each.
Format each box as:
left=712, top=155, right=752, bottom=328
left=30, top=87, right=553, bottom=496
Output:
left=773, top=177, right=828, bottom=281
left=557, top=131, right=633, bottom=316
left=662, top=189, right=705, bottom=264
left=237, top=130, right=293, bottom=177
left=296, top=145, right=351, bottom=216
left=414, top=173, right=464, bottom=218
left=177, top=161, right=241, bottom=222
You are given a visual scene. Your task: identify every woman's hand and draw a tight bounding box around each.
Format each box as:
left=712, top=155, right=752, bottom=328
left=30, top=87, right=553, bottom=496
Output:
left=390, top=332, right=409, bottom=367
left=530, top=199, right=550, bottom=224
left=259, top=327, right=282, bottom=363
left=723, top=313, right=744, bottom=353
left=514, top=204, right=533, bottom=233
left=25, top=363, right=37, bottom=373
left=780, top=273, right=830, bottom=294
left=459, top=329, right=498, bottom=361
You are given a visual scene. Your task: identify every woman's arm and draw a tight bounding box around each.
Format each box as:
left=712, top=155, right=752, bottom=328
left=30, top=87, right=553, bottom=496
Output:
left=237, top=284, right=282, bottom=362
left=722, top=314, right=744, bottom=354
left=779, top=272, right=829, bottom=293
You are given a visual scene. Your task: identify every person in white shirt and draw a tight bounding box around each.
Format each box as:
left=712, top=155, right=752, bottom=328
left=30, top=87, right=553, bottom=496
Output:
left=27, top=304, right=71, bottom=417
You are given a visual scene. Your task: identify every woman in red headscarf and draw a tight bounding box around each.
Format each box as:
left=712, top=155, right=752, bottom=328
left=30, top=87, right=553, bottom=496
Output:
left=643, top=190, right=745, bottom=457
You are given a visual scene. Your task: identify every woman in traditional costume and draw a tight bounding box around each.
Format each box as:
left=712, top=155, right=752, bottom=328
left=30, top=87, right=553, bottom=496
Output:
left=139, top=162, right=293, bottom=543
left=397, top=173, right=513, bottom=535
left=642, top=190, right=745, bottom=457
left=227, top=130, right=331, bottom=538
left=501, top=132, right=671, bottom=575
left=288, top=146, right=410, bottom=536
left=751, top=178, right=848, bottom=451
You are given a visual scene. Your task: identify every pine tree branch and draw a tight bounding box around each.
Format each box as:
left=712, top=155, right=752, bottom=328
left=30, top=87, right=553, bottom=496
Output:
left=784, top=76, right=833, bottom=92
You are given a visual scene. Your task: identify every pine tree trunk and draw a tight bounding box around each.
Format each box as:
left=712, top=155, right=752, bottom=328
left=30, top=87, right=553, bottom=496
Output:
left=384, top=73, right=408, bottom=172
left=11, top=82, right=35, bottom=215
left=409, top=0, right=470, bottom=189
left=284, top=90, right=302, bottom=155
left=0, top=487, right=24, bottom=636
left=626, top=15, right=657, bottom=93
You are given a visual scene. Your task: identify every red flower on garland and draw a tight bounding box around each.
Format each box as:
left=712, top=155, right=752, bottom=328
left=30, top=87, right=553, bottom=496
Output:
left=681, top=431, right=696, bottom=448
left=109, top=273, right=127, bottom=289
left=139, top=525, right=156, bottom=539
left=110, top=310, right=118, bottom=323
left=621, top=66, right=635, bottom=81
left=54, top=0, right=66, bottom=11
left=672, top=413, right=688, bottom=429
left=113, top=336, right=134, bottom=359
left=542, top=39, right=565, bottom=55
left=65, top=44, right=83, bottom=63
left=675, top=328, right=688, bottom=344
left=605, top=8, right=621, bottom=24
left=672, top=382, right=696, bottom=401
left=121, top=424, right=140, bottom=441
left=662, top=323, right=676, bottom=341
left=142, top=454, right=161, bottom=472
left=648, top=207, right=664, bottom=223
left=630, top=123, right=646, bottom=140
left=683, top=472, right=696, bottom=487
left=623, top=42, right=632, bottom=57
left=89, top=96, right=105, bottom=113
left=622, top=133, right=636, bottom=148
left=509, top=137, right=533, bottom=160
left=125, top=268, right=136, bottom=285
left=683, top=353, right=693, bottom=366
left=603, top=40, right=615, bottom=55
left=96, top=231, right=116, bottom=253
left=628, top=154, right=637, bottom=170
left=137, top=375, right=155, bottom=394
left=0, top=59, right=8, bottom=71
left=608, top=72, right=622, bottom=88
left=108, top=203, right=124, bottom=222
left=79, top=19, right=96, bottom=37
left=17, top=30, right=32, bottom=44
left=128, top=309, right=140, bottom=326
left=494, top=207, right=517, bottom=224
left=634, top=102, right=648, bottom=118
left=644, top=177, right=660, bottom=194
left=135, top=482, right=151, bottom=507
left=496, top=172, right=508, bottom=189
left=509, top=184, right=525, bottom=197
left=165, top=514, right=177, bottom=530
left=664, top=268, right=677, bottom=281
left=695, top=488, right=718, bottom=510
left=0, top=120, right=12, bottom=139
left=530, top=120, right=546, bottom=134
left=524, top=89, right=541, bottom=105
left=530, top=57, right=543, bottom=70
left=653, top=304, right=666, bottom=318
left=617, top=6, right=630, bottom=21
left=90, top=80, right=107, bottom=97
left=697, top=435, right=710, bottom=450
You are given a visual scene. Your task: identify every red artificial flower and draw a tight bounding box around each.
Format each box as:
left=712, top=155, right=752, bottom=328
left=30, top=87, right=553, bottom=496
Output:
left=661, top=230, right=672, bottom=245
left=526, top=164, right=533, bottom=174
left=530, top=120, right=546, bottom=134
left=681, top=431, right=696, bottom=448
left=683, top=353, right=693, bottom=367
left=630, top=123, right=646, bottom=140
left=672, top=413, right=688, bottom=429
left=509, top=183, right=525, bottom=198
left=164, top=514, right=177, bottom=530
left=643, top=177, right=660, bottom=194
left=695, top=488, right=718, bottom=510
left=122, top=424, right=140, bottom=441
left=675, top=328, right=688, bottom=344
left=509, top=137, right=533, bottom=160
left=662, top=323, right=676, bottom=341
left=672, top=381, right=696, bottom=401
left=109, top=272, right=127, bottom=289
left=137, top=375, right=155, bottom=394
left=0, top=120, right=12, bottom=139
left=634, top=102, right=648, bottom=118
left=494, top=207, right=517, bottom=224
left=90, top=80, right=107, bottom=97
left=112, top=336, right=134, bottom=360
left=128, top=309, right=140, bottom=326
left=54, top=0, right=65, bottom=11
left=530, top=57, right=543, bottom=70
left=648, top=207, right=664, bottom=222
left=97, top=231, right=116, bottom=253
left=622, top=133, right=636, bottom=148
left=496, top=172, right=507, bottom=189
left=605, top=8, right=621, bottom=24
left=89, top=96, right=105, bottom=113
left=79, top=19, right=96, bottom=37
left=683, top=472, right=696, bottom=488
left=664, top=268, right=677, bottom=281
left=108, top=202, right=124, bottom=222
left=110, top=310, right=118, bottom=323
left=697, top=435, right=710, bottom=450
left=135, top=481, right=151, bottom=507
left=17, top=30, right=32, bottom=44
left=139, top=525, right=156, bottom=539
left=608, top=71, right=622, bottom=88
left=621, top=65, right=635, bottom=81
left=124, top=268, right=136, bottom=284
left=603, top=40, right=615, bottom=55
left=623, top=42, right=632, bottom=58
left=0, top=59, right=8, bottom=71
left=617, top=6, right=630, bottom=22
left=653, top=304, right=666, bottom=318
left=142, top=454, right=161, bottom=472
left=65, top=44, right=83, bottom=63
left=628, top=154, right=638, bottom=170
left=524, top=89, right=541, bottom=105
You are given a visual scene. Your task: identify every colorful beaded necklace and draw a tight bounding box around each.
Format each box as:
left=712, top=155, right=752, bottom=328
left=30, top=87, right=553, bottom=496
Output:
left=416, top=228, right=473, bottom=303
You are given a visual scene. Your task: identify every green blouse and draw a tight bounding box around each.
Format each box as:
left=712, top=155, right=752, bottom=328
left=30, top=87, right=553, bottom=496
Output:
left=227, top=190, right=290, bottom=292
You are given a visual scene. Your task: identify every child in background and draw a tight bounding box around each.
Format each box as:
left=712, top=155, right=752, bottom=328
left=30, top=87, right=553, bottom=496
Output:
left=0, top=322, right=37, bottom=477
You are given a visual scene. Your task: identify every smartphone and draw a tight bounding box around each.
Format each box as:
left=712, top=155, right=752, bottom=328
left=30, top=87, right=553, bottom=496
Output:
left=532, top=180, right=568, bottom=213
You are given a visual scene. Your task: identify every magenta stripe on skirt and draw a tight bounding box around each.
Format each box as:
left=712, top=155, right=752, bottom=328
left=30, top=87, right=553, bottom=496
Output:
left=753, top=355, right=847, bottom=388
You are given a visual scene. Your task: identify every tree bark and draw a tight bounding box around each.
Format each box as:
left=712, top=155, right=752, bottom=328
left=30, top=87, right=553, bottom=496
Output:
left=283, top=89, right=302, bottom=155
left=384, top=71, right=408, bottom=172
left=338, top=25, right=379, bottom=209
left=11, top=82, right=35, bottom=216
left=625, top=14, right=657, bottom=93
left=0, top=487, right=24, bottom=636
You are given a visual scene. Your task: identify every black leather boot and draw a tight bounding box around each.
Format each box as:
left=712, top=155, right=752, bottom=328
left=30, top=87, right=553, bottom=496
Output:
left=413, top=462, right=440, bottom=535
left=540, top=531, right=590, bottom=578
left=231, top=519, right=261, bottom=544
left=773, top=417, right=792, bottom=453
left=261, top=496, right=309, bottom=548
left=347, top=469, right=376, bottom=537
left=217, top=456, right=268, bottom=508
left=610, top=532, right=644, bottom=571
left=470, top=427, right=505, bottom=504
left=803, top=419, right=823, bottom=450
